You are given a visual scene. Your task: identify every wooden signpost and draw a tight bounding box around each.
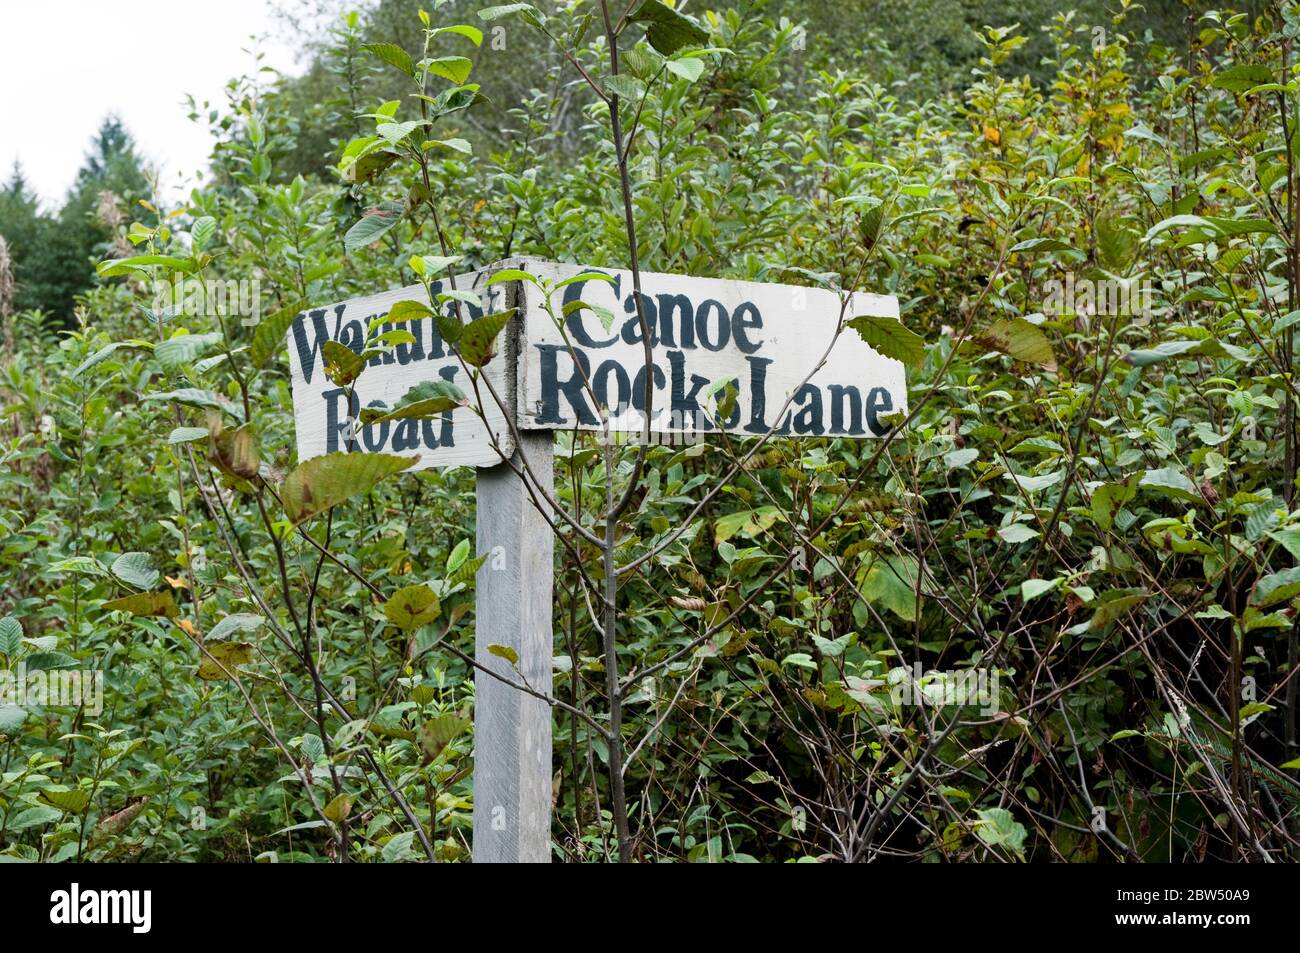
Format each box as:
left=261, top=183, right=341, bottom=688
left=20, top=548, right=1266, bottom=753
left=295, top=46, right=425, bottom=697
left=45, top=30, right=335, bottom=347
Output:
left=286, top=257, right=905, bottom=862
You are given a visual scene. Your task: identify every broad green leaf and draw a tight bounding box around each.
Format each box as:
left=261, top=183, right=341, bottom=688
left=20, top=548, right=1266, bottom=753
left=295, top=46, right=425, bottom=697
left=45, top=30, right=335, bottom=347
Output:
left=322, top=340, right=367, bottom=386
left=422, top=56, right=473, bottom=85
left=111, top=552, right=159, bottom=590
left=197, top=641, right=255, bottom=680
left=420, top=714, right=470, bottom=759
left=72, top=340, right=152, bottom=377
left=97, top=255, right=196, bottom=277
left=1252, top=567, right=1300, bottom=608
left=251, top=299, right=307, bottom=367
left=208, top=613, right=265, bottom=641
left=384, top=584, right=441, bottom=631
left=714, top=506, right=786, bottom=544
left=628, top=0, right=708, bottom=55
left=39, top=787, right=92, bottom=814
left=281, top=452, right=417, bottom=525
left=974, top=807, right=1027, bottom=858
left=665, top=57, right=705, bottom=82
left=358, top=380, right=467, bottom=426
left=457, top=308, right=515, bottom=366
left=191, top=216, right=217, bottom=252
left=478, top=3, right=543, bottom=25
left=858, top=554, right=922, bottom=622
left=488, top=643, right=519, bottom=665
left=998, top=523, right=1040, bottom=544
left=101, top=591, right=178, bottom=618
left=0, top=616, right=23, bottom=657
left=1021, top=578, right=1059, bottom=601
left=363, top=42, right=414, bottom=77
left=847, top=314, right=924, bottom=367
left=344, top=202, right=404, bottom=253
left=976, top=318, right=1057, bottom=371
left=168, top=426, right=209, bottom=444
left=1008, top=237, right=1075, bottom=254
left=1211, top=63, right=1273, bottom=93
left=1139, top=467, right=1201, bottom=503
left=324, top=794, right=354, bottom=823
left=24, top=652, right=81, bottom=671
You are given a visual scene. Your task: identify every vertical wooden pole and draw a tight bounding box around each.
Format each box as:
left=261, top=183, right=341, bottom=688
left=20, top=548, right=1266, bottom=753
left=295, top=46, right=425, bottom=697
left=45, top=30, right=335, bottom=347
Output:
left=472, top=432, right=553, bottom=862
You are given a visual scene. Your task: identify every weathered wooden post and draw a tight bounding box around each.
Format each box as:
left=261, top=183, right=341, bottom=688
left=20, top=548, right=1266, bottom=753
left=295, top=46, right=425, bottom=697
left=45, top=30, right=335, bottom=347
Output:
left=472, top=432, right=553, bottom=862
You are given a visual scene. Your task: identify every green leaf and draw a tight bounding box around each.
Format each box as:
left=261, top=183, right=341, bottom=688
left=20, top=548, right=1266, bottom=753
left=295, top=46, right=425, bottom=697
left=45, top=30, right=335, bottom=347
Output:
left=665, top=57, right=705, bottom=82
left=321, top=340, right=367, bottom=387
left=974, top=807, right=1027, bottom=858
left=714, top=506, right=786, bottom=544
left=478, top=3, right=543, bottom=25
left=24, top=651, right=81, bottom=671
left=1252, top=567, right=1300, bottom=608
left=191, top=216, right=217, bottom=252
left=382, top=830, right=416, bottom=862
left=8, top=806, right=61, bottom=831
left=859, top=554, right=922, bottom=622
left=197, top=641, right=255, bottom=680
left=1089, top=477, right=1136, bottom=532
left=1008, top=237, right=1076, bottom=254
left=628, top=0, right=709, bottom=55
left=488, top=643, right=519, bottom=665
left=423, top=56, right=473, bottom=85
left=111, top=552, right=159, bottom=591
left=363, top=42, right=415, bottom=77
left=324, top=794, right=354, bottom=823
left=0, top=616, right=23, bottom=657
left=446, top=539, right=471, bottom=574
left=141, top=388, right=232, bottom=414
left=1211, top=63, right=1273, bottom=93
left=344, top=202, right=404, bottom=253
left=562, top=299, right=615, bottom=332
left=847, top=314, right=924, bottom=367
left=101, top=591, right=179, bottom=618
left=358, top=380, right=467, bottom=426
left=251, top=299, right=307, bottom=368
left=72, top=340, right=152, bottom=378
left=420, top=714, right=470, bottom=759
left=0, top=705, right=27, bottom=734
left=1266, top=528, right=1300, bottom=560
left=97, top=255, right=196, bottom=277
left=605, top=73, right=646, bottom=101
left=976, top=318, right=1057, bottom=371
left=998, top=523, right=1040, bottom=544
left=1021, top=578, right=1059, bottom=602
left=208, top=613, right=265, bottom=641
left=281, top=452, right=417, bottom=525
left=39, top=787, right=92, bottom=814
left=384, top=584, right=442, bottom=631
left=457, top=308, right=515, bottom=366
left=168, top=426, right=209, bottom=444
left=1139, top=467, right=1201, bottom=503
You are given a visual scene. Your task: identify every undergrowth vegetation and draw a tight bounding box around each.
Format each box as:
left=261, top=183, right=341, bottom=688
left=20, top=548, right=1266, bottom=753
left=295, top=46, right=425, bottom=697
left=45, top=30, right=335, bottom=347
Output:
left=2, top=0, right=1300, bottom=861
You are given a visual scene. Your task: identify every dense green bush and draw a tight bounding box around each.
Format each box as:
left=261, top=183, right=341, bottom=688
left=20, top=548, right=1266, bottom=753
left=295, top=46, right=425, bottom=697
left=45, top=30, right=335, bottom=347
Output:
left=2, top=0, right=1299, bottom=862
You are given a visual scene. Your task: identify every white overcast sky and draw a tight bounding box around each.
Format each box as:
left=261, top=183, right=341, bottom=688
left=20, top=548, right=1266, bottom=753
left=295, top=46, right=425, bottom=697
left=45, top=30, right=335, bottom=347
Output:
left=0, top=0, right=306, bottom=207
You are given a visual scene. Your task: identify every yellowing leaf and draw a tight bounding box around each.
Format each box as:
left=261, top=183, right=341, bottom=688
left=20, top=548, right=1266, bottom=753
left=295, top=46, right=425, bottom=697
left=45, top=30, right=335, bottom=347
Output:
left=384, top=584, right=441, bottom=631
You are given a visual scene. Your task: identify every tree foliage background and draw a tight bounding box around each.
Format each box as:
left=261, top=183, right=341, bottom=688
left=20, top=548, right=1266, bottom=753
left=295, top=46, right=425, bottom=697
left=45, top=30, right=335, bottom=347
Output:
left=1, top=0, right=1300, bottom=862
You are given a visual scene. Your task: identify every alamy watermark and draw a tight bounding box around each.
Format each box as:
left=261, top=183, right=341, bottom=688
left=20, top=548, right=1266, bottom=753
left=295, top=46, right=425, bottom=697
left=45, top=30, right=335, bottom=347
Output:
left=151, top=277, right=263, bottom=327
left=0, top=665, right=103, bottom=716
left=1042, top=274, right=1155, bottom=324
left=888, top=662, right=1000, bottom=716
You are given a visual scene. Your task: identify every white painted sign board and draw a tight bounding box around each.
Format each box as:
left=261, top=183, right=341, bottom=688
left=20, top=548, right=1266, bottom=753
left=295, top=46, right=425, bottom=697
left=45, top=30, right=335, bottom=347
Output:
left=517, top=260, right=906, bottom=441
left=285, top=265, right=514, bottom=470
left=284, top=258, right=905, bottom=863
